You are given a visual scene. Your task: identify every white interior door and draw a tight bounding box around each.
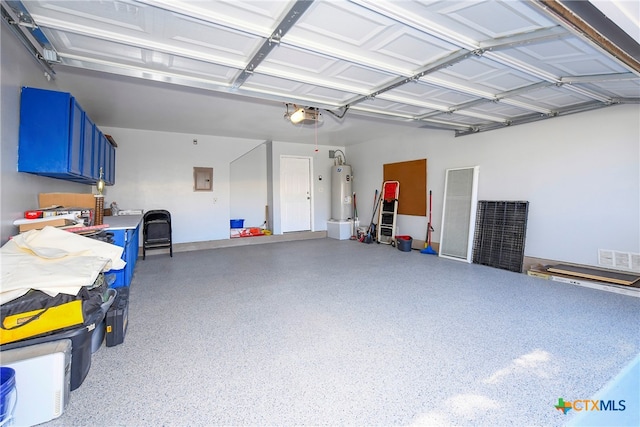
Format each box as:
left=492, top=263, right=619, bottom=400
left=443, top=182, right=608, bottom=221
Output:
left=281, top=156, right=312, bottom=232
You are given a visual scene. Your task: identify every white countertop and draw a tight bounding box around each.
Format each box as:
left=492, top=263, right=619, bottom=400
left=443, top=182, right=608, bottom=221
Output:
left=103, top=214, right=143, bottom=230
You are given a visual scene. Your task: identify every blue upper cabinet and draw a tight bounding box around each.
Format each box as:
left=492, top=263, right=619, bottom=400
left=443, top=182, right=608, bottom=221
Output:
left=18, top=87, right=115, bottom=185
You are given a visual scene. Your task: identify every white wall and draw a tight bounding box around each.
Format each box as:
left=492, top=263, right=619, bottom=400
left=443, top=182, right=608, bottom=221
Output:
left=99, top=127, right=265, bottom=244
left=100, top=129, right=346, bottom=243
left=348, top=105, right=640, bottom=267
left=230, top=143, right=268, bottom=228
left=1, top=23, right=90, bottom=244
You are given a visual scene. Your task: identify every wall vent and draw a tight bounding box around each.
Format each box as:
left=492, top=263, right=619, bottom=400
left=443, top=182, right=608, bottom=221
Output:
left=598, top=249, right=640, bottom=273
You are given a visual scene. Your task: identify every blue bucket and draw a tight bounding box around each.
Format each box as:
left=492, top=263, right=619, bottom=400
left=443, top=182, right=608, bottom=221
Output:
left=0, top=367, right=16, bottom=425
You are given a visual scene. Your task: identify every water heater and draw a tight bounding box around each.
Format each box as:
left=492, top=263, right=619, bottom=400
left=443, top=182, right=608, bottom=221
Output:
left=331, top=164, right=352, bottom=221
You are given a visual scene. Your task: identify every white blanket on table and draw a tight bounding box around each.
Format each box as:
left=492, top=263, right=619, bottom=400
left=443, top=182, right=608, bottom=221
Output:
left=0, top=226, right=126, bottom=304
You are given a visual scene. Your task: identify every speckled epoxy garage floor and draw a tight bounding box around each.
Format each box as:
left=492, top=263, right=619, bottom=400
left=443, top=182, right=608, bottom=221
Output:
left=45, top=238, right=639, bottom=426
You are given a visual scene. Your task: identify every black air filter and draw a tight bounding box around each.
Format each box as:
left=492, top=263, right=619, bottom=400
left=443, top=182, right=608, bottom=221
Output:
left=473, top=201, right=529, bottom=273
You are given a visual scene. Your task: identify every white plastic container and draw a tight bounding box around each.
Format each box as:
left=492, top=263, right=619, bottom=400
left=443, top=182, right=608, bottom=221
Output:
left=2, top=340, right=71, bottom=426
left=327, top=220, right=351, bottom=240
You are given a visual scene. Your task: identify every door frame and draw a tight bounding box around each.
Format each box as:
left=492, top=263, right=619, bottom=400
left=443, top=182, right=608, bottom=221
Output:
left=439, top=165, right=479, bottom=263
left=279, top=155, right=314, bottom=232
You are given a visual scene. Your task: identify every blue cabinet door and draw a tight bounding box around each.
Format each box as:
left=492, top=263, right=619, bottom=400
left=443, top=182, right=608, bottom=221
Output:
left=125, top=225, right=140, bottom=285
left=96, top=132, right=116, bottom=185
left=95, top=129, right=105, bottom=182
left=107, top=228, right=127, bottom=288
left=106, top=224, right=140, bottom=288
left=82, top=113, right=95, bottom=179
left=106, top=140, right=116, bottom=185
left=19, top=88, right=73, bottom=175
left=68, top=98, right=84, bottom=176
left=19, top=87, right=84, bottom=179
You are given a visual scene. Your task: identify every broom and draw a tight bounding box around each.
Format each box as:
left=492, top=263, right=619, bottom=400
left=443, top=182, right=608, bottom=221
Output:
left=421, top=190, right=438, bottom=255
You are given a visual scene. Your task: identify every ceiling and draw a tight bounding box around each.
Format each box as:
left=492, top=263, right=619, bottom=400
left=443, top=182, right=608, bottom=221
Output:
left=2, top=0, right=639, bottom=144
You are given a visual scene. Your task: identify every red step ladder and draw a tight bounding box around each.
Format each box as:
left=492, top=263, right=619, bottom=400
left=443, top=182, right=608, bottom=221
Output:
left=377, top=181, right=399, bottom=244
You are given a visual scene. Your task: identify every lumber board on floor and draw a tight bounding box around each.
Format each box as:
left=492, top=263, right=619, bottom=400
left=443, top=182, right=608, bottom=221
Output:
left=527, top=264, right=640, bottom=297
left=550, top=275, right=640, bottom=298
left=547, top=264, right=640, bottom=286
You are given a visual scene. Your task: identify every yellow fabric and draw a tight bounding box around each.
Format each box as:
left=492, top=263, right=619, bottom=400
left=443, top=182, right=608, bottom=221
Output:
left=0, top=299, right=84, bottom=344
